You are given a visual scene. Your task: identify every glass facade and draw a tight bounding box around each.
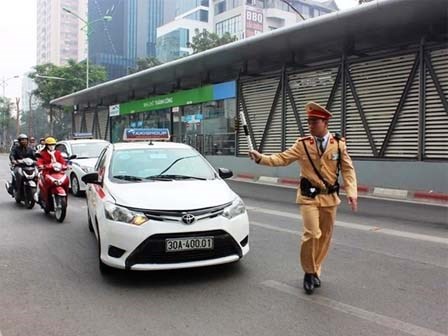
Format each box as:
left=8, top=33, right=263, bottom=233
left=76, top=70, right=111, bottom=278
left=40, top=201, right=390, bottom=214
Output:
left=176, top=0, right=209, bottom=17
left=111, top=98, right=236, bottom=156
left=185, top=9, right=209, bottom=22
left=215, top=0, right=243, bottom=15
left=216, top=15, right=242, bottom=37
left=156, top=28, right=190, bottom=62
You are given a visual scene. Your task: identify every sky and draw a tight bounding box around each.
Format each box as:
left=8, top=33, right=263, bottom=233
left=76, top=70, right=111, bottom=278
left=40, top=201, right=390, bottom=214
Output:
left=0, top=0, right=358, bottom=99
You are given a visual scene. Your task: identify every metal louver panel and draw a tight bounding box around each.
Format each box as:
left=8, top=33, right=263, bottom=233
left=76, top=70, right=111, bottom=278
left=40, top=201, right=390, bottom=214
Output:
left=425, top=48, right=448, bottom=159
left=287, top=68, right=339, bottom=148
left=327, top=79, right=342, bottom=137
left=348, top=54, right=418, bottom=158
left=263, top=93, right=283, bottom=153
left=385, top=69, right=419, bottom=158
left=238, top=75, right=281, bottom=155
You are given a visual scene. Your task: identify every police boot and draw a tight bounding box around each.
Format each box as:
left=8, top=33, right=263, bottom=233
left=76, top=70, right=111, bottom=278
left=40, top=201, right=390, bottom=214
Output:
left=303, top=273, right=315, bottom=295
left=313, top=274, right=321, bottom=288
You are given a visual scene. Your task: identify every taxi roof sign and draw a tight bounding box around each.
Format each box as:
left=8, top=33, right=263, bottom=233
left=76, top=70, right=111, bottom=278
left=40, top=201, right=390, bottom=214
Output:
left=123, top=128, right=170, bottom=141
left=72, top=132, right=93, bottom=139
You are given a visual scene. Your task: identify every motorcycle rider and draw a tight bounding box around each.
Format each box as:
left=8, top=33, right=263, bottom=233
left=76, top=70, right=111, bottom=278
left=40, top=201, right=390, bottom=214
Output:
left=8, top=134, right=35, bottom=195
left=36, top=137, right=66, bottom=170
left=36, top=138, right=45, bottom=153
left=35, top=136, right=67, bottom=204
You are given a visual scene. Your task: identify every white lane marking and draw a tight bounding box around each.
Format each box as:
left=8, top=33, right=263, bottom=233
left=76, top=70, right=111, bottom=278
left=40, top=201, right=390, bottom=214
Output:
left=251, top=221, right=448, bottom=268
left=262, top=280, right=446, bottom=336
left=252, top=221, right=300, bottom=236
left=247, top=207, right=448, bottom=245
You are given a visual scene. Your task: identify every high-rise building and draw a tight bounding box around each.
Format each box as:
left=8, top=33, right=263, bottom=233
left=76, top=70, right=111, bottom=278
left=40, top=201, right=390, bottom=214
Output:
left=36, top=0, right=88, bottom=65
left=156, top=0, right=337, bottom=63
left=136, top=0, right=165, bottom=58
left=89, top=0, right=166, bottom=79
left=156, top=0, right=212, bottom=63
left=21, top=74, right=38, bottom=113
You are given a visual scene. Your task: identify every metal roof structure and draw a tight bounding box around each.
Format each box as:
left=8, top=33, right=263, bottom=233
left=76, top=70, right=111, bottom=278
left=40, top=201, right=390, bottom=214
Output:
left=51, top=0, right=447, bottom=107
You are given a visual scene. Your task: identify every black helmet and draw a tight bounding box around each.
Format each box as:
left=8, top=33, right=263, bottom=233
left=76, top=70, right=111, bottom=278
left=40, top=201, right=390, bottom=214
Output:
left=17, top=134, right=28, bottom=140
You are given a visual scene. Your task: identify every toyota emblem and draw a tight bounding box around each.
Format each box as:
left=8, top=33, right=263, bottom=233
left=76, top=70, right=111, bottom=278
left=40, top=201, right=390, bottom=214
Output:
left=181, top=213, right=196, bottom=225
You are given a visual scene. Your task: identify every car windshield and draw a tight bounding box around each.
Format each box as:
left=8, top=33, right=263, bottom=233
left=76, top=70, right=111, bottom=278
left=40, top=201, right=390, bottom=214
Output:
left=71, top=142, right=108, bottom=159
left=109, top=148, right=216, bottom=182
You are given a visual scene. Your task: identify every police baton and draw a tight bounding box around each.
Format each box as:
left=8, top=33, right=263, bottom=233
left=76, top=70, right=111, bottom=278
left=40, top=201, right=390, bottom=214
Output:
left=239, top=111, right=254, bottom=151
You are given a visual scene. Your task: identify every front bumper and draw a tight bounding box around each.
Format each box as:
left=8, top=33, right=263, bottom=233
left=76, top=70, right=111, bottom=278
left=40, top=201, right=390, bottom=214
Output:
left=99, top=212, right=250, bottom=271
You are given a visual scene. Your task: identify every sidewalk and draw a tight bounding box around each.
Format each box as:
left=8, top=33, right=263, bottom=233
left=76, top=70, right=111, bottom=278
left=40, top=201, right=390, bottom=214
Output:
left=231, top=173, right=448, bottom=206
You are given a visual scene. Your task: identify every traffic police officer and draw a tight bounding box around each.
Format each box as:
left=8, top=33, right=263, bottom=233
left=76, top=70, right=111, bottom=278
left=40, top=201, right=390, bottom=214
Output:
left=249, top=101, right=358, bottom=294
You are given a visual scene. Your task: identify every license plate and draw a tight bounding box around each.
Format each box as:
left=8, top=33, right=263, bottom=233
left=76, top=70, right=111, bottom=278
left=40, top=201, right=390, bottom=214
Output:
left=165, top=237, right=214, bottom=252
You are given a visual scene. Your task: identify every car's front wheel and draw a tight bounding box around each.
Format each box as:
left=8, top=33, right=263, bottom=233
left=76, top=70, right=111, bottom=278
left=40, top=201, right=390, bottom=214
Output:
left=71, top=174, right=82, bottom=197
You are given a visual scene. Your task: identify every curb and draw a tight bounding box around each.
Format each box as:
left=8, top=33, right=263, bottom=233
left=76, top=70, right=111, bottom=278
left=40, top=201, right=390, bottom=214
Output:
left=232, top=174, right=448, bottom=205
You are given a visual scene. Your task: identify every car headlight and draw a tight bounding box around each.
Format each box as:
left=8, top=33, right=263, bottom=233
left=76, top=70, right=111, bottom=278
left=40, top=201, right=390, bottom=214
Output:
left=104, top=202, right=148, bottom=226
left=222, top=198, right=246, bottom=220
left=80, top=166, right=90, bottom=173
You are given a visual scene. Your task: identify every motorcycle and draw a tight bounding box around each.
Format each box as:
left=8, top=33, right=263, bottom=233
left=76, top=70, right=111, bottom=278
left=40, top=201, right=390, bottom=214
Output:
left=37, top=155, right=75, bottom=222
left=5, top=158, right=38, bottom=209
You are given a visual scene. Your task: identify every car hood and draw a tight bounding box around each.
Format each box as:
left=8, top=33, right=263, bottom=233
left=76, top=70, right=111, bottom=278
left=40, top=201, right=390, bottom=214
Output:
left=71, top=158, right=97, bottom=168
left=107, top=179, right=237, bottom=210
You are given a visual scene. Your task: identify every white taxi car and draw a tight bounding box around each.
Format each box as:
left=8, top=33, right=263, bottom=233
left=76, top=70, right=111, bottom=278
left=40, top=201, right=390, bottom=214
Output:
left=82, top=129, right=249, bottom=274
left=56, top=138, right=109, bottom=196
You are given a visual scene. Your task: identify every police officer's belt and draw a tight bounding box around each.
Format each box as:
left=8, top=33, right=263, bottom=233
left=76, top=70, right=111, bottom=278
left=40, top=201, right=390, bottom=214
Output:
left=300, top=177, right=339, bottom=198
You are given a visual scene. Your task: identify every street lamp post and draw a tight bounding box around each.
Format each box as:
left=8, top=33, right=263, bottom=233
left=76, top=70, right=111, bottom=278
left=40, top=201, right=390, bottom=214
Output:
left=62, top=7, right=112, bottom=89
left=0, top=75, right=20, bottom=98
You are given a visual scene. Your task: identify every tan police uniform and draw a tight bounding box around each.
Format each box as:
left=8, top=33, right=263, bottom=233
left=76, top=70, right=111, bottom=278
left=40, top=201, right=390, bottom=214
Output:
left=256, top=102, right=357, bottom=276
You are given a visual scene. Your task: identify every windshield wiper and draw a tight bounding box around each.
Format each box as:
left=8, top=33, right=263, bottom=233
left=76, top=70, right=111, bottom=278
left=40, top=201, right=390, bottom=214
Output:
left=157, top=155, right=199, bottom=175
left=155, top=174, right=207, bottom=180
left=113, top=175, right=142, bottom=181
left=75, top=156, right=91, bottom=159
left=144, top=176, right=173, bottom=181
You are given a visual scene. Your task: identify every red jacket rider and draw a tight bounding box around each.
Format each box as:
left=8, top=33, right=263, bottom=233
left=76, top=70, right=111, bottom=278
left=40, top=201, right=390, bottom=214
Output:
left=37, top=137, right=66, bottom=172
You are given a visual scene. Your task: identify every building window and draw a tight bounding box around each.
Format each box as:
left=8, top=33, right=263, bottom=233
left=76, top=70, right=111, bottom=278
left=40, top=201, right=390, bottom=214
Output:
left=216, top=15, right=242, bottom=37
left=215, top=0, right=243, bottom=15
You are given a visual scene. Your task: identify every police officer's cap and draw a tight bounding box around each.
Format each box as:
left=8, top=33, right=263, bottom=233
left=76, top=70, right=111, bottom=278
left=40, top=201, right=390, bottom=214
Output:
left=305, top=102, right=332, bottom=120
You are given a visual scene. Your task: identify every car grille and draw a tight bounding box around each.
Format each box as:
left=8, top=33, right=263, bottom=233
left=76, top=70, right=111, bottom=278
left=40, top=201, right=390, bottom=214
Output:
left=127, top=202, right=232, bottom=223
left=125, top=230, right=242, bottom=267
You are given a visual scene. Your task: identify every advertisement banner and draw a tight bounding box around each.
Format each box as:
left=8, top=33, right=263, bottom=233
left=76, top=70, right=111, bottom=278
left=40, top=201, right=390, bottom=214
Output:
left=245, top=7, right=263, bottom=38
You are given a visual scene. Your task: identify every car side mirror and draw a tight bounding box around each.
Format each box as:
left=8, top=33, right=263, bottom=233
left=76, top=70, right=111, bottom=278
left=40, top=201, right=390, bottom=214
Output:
left=81, top=172, right=101, bottom=185
left=68, top=154, right=77, bottom=160
left=218, top=168, right=233, bottom=179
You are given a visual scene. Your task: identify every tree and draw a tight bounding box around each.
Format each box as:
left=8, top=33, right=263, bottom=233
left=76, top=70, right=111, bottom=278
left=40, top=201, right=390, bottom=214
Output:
left=20, top=105, right=49, bottom=141
left=129, top=57, right=162, bottom=74
left=28, top=59, right=107, bottom=140
left=0, top=97, right=16, bottom=150
left=188, top=29, right=238, bottom=54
